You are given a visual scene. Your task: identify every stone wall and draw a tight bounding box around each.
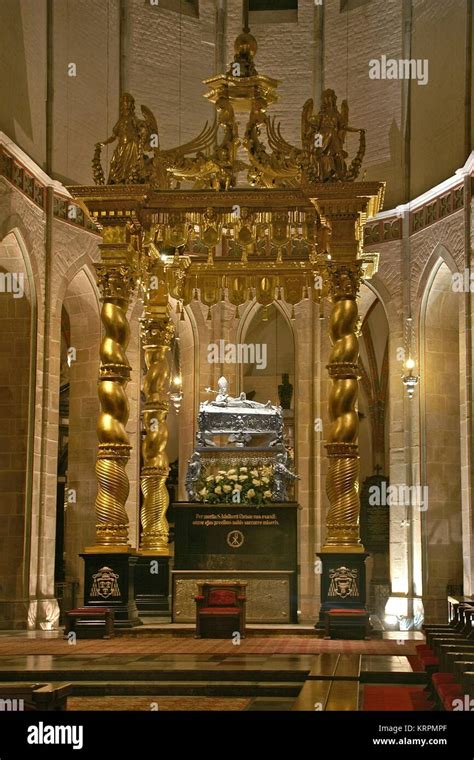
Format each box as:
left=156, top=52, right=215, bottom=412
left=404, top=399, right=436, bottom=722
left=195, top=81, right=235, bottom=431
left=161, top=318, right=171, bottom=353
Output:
left=0, top=0, right=471, bottom=206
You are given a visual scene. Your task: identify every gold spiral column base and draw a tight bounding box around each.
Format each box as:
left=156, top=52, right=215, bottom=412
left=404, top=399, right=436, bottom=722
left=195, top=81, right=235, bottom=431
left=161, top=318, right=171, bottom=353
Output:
left=321, top=442, right=364, bottom=554
left=94, top=443, right=131, bottom=548
left=140, top=464, right=171, bottom=554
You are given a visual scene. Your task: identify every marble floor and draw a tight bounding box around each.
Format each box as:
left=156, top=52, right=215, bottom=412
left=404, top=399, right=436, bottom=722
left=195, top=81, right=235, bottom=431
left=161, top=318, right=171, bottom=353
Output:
left=0, top=631, right=426, bottom=710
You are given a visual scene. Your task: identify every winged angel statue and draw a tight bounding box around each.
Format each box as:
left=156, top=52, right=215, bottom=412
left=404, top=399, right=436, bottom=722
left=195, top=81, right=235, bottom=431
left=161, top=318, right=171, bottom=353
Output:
left=93, top=92, right=246, bottom=190
left=93, top=93, right=158, bottom=185
left=246, top=88, right=366, bottom=187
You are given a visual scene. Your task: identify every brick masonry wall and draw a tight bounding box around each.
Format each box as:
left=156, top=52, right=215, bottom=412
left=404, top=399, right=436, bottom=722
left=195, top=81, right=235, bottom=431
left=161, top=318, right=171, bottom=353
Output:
left=0, top=0, right=470, bottom=203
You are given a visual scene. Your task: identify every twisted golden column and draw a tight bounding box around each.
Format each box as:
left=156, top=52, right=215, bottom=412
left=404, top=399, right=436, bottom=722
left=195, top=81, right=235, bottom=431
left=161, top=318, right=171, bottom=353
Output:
left=139, top=264, right=174, bottom=555
left=322, top=261, right=364, bottom=553
left=93, top=258, right=136, bottom=548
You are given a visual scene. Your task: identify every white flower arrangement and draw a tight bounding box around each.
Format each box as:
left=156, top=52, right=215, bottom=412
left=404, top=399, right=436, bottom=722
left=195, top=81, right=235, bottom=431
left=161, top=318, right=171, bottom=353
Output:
left=195, top=463, right=274, bottom=505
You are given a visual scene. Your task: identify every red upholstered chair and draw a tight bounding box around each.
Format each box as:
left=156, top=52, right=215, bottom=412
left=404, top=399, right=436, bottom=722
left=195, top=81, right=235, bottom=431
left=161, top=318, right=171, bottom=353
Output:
left=195, top=582, right=247, bottom=639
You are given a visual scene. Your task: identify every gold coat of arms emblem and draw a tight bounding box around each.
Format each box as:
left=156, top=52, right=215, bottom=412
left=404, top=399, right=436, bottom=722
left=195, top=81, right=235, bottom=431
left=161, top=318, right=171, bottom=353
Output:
left=328, top=566, right=359, bottom=599
left=90, top=567, right=120, bottom=599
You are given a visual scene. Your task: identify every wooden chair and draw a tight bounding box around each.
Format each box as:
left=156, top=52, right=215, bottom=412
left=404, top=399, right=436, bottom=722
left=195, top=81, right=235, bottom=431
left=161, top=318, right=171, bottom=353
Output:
left=195, top=582, right=247, bottom=639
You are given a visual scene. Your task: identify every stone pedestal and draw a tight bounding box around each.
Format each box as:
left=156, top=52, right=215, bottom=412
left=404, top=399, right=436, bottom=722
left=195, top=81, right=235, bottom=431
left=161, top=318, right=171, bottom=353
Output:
left=316, top=552, right=369, bottom=634
left=134, top=555, right=170, bottom=617
left=80, top=552, right=142, bottom=628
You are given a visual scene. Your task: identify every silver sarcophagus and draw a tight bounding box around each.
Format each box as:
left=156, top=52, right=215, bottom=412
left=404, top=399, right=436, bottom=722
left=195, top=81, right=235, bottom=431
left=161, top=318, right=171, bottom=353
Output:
left=185, top=377, right=298, bottom=503
left=197, top=387, right=283, bottom=449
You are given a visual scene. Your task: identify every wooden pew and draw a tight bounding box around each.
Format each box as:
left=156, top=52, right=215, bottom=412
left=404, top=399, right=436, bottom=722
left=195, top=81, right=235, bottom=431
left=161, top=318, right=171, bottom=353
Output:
left=0, top=683, right=71, bottom=711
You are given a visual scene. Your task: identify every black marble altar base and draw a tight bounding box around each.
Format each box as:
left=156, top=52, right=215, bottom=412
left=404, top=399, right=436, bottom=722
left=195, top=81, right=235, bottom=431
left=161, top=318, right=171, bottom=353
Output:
left=134, top=555, right=170, bottom=617
left=173, top=502, right=298, bottom=571
left=80, top=552, right=142, bottom=628
left=173, top=502, right=299, bottom=624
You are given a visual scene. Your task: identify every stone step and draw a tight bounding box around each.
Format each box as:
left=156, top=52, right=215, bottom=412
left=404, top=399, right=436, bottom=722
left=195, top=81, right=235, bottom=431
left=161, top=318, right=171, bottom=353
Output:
left=118, top=623, right=319, bottom=637
left=63, top=680, right=302, bottom=698
left=0, top=668, right=308, bottom=684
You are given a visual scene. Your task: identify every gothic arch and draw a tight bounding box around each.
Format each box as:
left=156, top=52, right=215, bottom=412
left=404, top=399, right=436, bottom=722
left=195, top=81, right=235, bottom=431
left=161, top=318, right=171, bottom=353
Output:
left=419, top=252, right=463, bottom=619
left=417, top=242, right=459, bottom=306
left=0, top=228, right=36, bottom=628
left=236, top=298, right=296, bottom=404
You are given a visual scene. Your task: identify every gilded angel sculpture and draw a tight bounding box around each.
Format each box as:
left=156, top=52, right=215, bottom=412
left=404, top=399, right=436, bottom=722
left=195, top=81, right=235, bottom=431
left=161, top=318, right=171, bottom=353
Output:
left=253, top=88, right=366, bottom=187
left=93, top=92, right=158, bottom=184
left=301, top=89, right=365, bottom=182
